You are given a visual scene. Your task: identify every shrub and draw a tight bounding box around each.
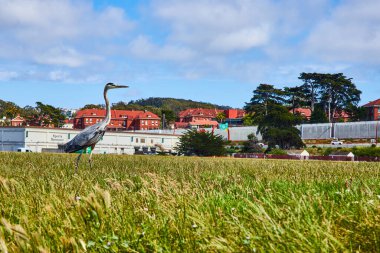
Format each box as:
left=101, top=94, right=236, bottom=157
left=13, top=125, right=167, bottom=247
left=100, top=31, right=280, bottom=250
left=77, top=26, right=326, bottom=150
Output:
left=268, top=148, right=287, bottom=155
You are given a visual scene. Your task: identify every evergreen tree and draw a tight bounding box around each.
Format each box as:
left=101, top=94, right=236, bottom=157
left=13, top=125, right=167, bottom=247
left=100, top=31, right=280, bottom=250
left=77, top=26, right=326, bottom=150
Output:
left=284, top=86, right=307, bottom=113
left=257, top=104, right=304, bottom=149
left=309, top=105, right=329, bottom=123
left=175, top=129, right=227, bottom=156
left=244, top=84, right=285, bottom=123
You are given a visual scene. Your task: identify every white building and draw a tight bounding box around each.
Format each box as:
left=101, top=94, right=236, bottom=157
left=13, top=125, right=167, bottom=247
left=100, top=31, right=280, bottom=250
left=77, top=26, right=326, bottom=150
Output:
left=0, top=127, right=180, bottom=155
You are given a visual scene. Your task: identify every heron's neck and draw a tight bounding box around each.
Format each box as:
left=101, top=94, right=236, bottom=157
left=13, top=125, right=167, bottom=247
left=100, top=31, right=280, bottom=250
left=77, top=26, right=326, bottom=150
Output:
left=104, top=87, right=111, bottom=125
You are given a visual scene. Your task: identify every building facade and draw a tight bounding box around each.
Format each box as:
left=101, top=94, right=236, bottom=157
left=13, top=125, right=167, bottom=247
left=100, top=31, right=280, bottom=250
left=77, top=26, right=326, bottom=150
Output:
left=0, top=127, right=179, bottom=154
left=176, top=108, right=245, bottom=128
left=363, top=99, right=380, bottom=121
left=290, top=108, right=350, bottom=122
left=11, top=115, right=25, bottom=127
left=74, top=109, right=161, bottom=131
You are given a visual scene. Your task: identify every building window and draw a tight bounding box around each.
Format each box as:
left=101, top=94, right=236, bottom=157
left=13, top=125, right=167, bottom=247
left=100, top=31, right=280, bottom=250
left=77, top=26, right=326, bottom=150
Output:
left=136, top=138, right=138, bottom=143
left=131, top=137, right=134, bottom=142
left=151, top=139, right=154, bottom=144
left=162, top=138, right=164, bottom=143
left=141, top=138, right=145, bottom=143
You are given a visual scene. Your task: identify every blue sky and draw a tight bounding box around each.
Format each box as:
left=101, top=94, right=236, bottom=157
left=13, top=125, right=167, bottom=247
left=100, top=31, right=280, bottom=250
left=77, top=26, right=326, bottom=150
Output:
left=1, top=0, right=380, bottom=109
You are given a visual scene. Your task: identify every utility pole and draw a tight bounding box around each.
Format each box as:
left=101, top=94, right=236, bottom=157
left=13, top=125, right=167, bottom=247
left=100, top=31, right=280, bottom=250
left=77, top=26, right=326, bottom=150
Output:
left=376, top=120, right=379, bottom=146
left=328, top=91, right=332, bottom=123
left=162, top=113, right=166, bottom=130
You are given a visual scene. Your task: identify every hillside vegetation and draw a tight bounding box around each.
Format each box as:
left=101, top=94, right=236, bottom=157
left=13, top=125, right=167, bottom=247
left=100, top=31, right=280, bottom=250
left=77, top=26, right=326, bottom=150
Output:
left=113, top=97, right=231, bottom=115
left=1, top=153, right=379, bottom=252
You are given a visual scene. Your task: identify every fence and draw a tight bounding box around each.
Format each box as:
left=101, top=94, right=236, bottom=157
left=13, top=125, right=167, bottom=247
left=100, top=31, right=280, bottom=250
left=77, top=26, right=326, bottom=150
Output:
left=136, top=121, right=380, bottom=141
left=233, top=153, right=379, bottom=162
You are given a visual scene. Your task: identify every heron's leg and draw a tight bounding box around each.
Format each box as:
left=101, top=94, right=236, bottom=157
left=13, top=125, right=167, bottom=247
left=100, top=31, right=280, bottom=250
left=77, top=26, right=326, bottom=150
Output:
left=75, top=150, right=83, bottom=174
left=88, top=144, right=96, bottom=169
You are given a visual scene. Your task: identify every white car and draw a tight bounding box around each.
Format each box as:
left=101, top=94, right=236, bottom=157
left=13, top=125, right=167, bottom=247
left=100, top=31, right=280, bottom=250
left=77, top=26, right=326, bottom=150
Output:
left=331, top=140, right=343, bottom=145
left=17, top=147, right=32, bottom=152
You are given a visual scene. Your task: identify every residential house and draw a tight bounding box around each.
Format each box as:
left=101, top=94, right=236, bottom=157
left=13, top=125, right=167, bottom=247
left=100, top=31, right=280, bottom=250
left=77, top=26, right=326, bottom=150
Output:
left=363, top=99, right=380, bottom=121
left=11, top=115, right=25, bottom=127
left=175, top=108, right=245, bottom=128
left=290, top=108, right=350, bottom=122
left=291, top=108, right=312, bottom=120
left=74, top=109, right=161, bottom=131
left=62, top=119, right=74, bottom=129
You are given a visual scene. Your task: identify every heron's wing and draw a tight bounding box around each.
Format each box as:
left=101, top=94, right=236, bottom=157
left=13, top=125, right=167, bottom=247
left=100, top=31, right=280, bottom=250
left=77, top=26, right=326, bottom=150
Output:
left=64, top=123, right=105, bottom=153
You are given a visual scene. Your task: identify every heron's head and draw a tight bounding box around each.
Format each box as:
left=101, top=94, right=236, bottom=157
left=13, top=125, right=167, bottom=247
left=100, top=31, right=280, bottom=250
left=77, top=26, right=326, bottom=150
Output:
left=105, top=82, right=129, bottom=90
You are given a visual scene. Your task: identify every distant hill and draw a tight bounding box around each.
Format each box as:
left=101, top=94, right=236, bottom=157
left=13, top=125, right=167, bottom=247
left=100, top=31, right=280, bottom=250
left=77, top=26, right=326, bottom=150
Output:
left=112, top=97, right=232, bottom=115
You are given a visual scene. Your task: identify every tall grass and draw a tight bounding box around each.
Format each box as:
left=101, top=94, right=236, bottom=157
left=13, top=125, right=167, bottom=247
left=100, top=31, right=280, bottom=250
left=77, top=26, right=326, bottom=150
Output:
left=0, top=153, right=379, bottom=252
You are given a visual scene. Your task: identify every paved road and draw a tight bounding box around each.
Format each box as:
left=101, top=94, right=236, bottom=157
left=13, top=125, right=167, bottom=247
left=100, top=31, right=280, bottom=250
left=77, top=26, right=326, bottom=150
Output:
left=306, top=143, right=378, bottom=148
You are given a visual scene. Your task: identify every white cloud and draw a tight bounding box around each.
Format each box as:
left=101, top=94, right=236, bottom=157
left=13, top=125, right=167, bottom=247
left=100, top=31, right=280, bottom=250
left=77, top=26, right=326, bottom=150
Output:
left=49, top=70, right=69, bottom=81
left=128, top=35, right=196, bottom=62
left=0, top=0, right=133, bottom=67
left=305, top=0, right=380, bottom=63
left=34, top=46, right=102, bottom=67
left=152, top=0, right=275, bottom=53
left=0, top=71, right=18, bottom=81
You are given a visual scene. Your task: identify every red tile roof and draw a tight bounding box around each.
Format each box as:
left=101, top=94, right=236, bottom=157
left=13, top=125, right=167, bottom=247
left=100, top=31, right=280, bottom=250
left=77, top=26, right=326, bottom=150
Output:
left=136, top=111, right=160, bottom=119
left=291, top=108, right=312, bottom=118
left=75, top=109, right=160, bottom=119
left=179, top=108, right=222, bottom=118
left=11, top=115, right=25, bottom=122
left=178, top=108, right=245, bottom=119
left=333, top=110, right=350, bottom=118
left=363, top=99, right=380, bottom=107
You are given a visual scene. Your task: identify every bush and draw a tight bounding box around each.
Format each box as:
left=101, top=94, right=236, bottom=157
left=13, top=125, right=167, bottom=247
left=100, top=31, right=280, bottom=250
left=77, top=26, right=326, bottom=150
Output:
left=241, top=133, right=264, bottom=153
left=175, top=129, right=227, bottom=156
left=352, top=146, right=380, bottom=157
left=268, top=148, right=287, bottom=155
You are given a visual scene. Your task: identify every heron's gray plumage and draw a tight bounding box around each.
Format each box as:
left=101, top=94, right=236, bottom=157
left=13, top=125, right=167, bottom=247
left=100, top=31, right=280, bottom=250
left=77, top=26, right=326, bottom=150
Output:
left=63, top=83, right=128, bottom=173
left=63, top=123, right=106, bottom=153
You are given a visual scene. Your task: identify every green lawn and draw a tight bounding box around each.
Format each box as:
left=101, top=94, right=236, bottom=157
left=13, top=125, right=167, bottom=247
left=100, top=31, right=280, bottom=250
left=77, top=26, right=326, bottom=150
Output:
left=0, top=153, right=379, bottom=252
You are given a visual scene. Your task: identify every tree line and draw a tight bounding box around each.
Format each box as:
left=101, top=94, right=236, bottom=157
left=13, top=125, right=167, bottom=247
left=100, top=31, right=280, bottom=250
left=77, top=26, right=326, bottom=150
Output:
left=240, top=72, right=365, bottom=151
left=0, top=100, right=66, bottom=127
left=243, top=72, right=365, bottom=125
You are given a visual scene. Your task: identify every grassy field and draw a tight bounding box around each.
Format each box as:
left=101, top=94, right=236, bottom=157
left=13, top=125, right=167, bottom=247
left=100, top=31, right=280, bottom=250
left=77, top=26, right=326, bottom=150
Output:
left=0, top=153, right=380, bottom=252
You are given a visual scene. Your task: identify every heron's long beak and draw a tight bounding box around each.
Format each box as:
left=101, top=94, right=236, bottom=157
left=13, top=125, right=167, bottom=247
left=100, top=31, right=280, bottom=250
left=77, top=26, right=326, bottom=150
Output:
left=115, top=84, right=129, bottom=88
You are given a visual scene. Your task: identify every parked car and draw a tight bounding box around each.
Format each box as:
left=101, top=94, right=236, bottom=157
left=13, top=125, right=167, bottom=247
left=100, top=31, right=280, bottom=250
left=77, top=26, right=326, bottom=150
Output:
left=331, top=139, right=343, bottom=145
left=17, top=147, right=32, bottom=152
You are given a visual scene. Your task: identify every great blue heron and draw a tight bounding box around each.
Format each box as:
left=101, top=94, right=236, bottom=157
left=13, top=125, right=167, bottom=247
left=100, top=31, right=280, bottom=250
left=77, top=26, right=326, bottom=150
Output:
left=63, top=83, right=128, bottom=173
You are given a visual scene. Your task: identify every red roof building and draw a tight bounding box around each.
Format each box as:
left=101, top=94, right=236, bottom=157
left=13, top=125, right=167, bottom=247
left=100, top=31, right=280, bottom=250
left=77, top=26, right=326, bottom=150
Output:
left=74, top=109, right=161, bottom=131
left=290, top=107, right=350, bottom=122
left=363, top=99, right=380, bottom=121
left=178, top=108, right=221, bottom=123
left=291, top=108, right=312, bottom=119
left=11, top=115, right=25, bottom=127
left=176, top=108, right=245, bottom=128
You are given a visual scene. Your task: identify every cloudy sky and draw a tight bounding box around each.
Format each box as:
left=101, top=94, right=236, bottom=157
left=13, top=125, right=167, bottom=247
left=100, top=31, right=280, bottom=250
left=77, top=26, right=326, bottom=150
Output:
left=1, top=0, right=380, bottom=109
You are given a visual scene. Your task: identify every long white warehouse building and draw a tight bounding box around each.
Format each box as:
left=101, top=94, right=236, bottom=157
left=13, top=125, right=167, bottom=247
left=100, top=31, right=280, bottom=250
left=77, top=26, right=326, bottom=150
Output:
left=0, top=127, right=180, bottom=154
